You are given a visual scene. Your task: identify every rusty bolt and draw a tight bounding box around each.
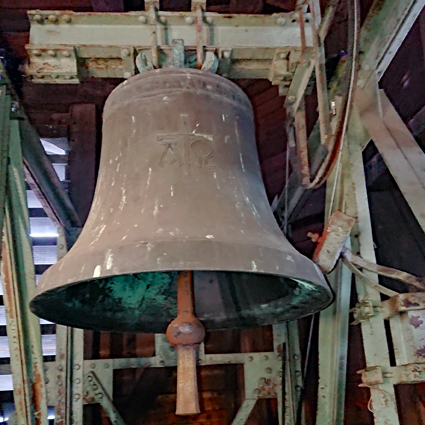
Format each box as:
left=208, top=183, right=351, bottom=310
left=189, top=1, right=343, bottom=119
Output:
left=123, top=71, right=132, bottom=79
left=90, top=363, right=96, bottom=369
left=62, top=51, right=71, bottom=58
left=266, top=368, right=273, bottom=374
left=33, top=14, right=44, bottom=23
left=74, top=393, right=81, bottom=401
left=75, top=378, right=81, bottom=384
left=254, top=388, right=261, bottom=396
left=62, top=15, right=72, bottom=23
left=75, top=364, right=81, bottom=370
left=48, top=15, right=58, bottom=23
left=277, top=17, right=286, bottom=26
left=295, top=370, right=301, bottom=376
left=295, top=385, right=302, bottom=392
left=45, top=378, right=50, bottom=384
left=48, top=50, right=56, bottom=57
left=138, top=15, right=148, bottom=24
left=293, top=354, right=300, bottom=360
left=287, top=95, right=296, bottom=104
left=87, top=375, right=93, bottom=382
left=259, top=377, right=266, bottom=384
left=223, top=51, right=231, bottom=59
left=248, top=356, right=253, bottom=362
left=185, top=16, right=194, bottom=25
left=98, top=393, right=103, bottom=400
left=121, top=48, right=130, bottom=57
left=58, top=365, right=63, bottom=371
left=159, top=360, right=165, bottom=366
left=32, top=50, right=42, bottom=57
left=278, top=370, right=283, bottom=377
left=263, top=355, right=269, bottom=361
left=205, top=16, right=213, bottom=24
left=104, top=363, right=110, bottom=369
left=92, top=384, right=98, bottom=390
left=57, top=380, right=63, bottom=387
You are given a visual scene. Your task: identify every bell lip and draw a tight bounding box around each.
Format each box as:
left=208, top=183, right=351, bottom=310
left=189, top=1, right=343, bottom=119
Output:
left=30, top=268, right=332, bottom=332
left=104, top=68, right=253, bottom=116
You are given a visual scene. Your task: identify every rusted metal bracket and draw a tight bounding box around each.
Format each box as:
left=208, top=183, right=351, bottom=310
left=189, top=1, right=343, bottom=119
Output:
left=351, top=299, right=377, bottom=325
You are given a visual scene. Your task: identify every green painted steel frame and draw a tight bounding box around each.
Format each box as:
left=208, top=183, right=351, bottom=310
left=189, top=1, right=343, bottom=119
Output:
left=0, top=90, right=49, bottom=424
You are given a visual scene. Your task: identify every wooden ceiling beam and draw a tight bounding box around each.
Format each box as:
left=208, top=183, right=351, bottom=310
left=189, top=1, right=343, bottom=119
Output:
left=91, top=0, right=124, bottom=12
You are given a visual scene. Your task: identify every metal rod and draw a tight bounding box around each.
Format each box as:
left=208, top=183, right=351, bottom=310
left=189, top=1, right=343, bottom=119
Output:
left=195, top=5, right=204, bottom=68
left=309, top=0, right=332, bottom=146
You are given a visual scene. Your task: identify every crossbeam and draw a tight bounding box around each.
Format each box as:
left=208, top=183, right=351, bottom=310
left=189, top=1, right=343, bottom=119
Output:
left=25, top=10, right=312, bottom=82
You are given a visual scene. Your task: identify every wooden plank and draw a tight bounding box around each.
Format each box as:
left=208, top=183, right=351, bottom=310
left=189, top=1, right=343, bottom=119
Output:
left=229, top=0, right=263, bottom=14
left=266, top=0, right=296, bottom=10
left=0, top=0, right=92, bottom=8
left=150, top=392, right=228, bottom=414
left=144, top=410, right=227, bottom=425
left=254, top=95, right=284, bottom=120
left=1, top=32, right=29, bottom=60
left=69, top=103, right=99, bottom=223
left=22, top=80, right=118, bottom=109
left=251, top=86, right=280, bottom=109
left=27, top=111, right=71, bottom=138
left=91, top=0, right=124, bottom=11
left=0, top=9, right=30, bottom=32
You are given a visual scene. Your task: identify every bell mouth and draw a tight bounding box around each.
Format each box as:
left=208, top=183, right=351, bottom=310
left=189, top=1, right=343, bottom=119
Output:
left=30, top=270, right=331, bottom=333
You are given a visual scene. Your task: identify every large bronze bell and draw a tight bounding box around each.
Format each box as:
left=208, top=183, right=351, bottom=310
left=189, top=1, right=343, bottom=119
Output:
left=30, top=69, right=332, bottom=333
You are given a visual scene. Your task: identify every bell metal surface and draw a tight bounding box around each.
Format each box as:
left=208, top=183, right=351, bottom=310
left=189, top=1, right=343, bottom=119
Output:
left=31, top=69, right=332, bottom=333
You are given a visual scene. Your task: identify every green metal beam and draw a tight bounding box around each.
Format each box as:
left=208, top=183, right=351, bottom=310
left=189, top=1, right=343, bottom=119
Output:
left=1, top=119, right=48, bottom=425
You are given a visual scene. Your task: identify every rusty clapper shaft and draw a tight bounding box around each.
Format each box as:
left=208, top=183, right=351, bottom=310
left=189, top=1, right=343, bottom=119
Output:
left=166, top=271, right=205, bottom=415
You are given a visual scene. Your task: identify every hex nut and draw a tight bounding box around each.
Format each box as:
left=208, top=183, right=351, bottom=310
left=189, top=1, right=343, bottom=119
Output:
left=277, top=17, right=286, bottom=26
left=32, top=50, right=42, bottom=57
left=121, top=48, right=130, bottom=57
left=48, top=15, right=58, bottom=23
left=266, top=367, right=273, bottom=374
left=185, top=16, right=194, bottom=25
left=138, top=15, right=148, bottom=24
left=205, top=16, right=213, bottom=24
left=34, top=14, right=44, bottom=23
left=48, top=50, right=56, bottom=57
left=62, top=51, right=71, bottom=57
left=62, top=15, right=72, bottom=23
left=222, top=51, right=231, bottom=59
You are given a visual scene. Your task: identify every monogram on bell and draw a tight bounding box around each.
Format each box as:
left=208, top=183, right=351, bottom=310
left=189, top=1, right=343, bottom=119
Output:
left=30, top=68, right=332, bottom=332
